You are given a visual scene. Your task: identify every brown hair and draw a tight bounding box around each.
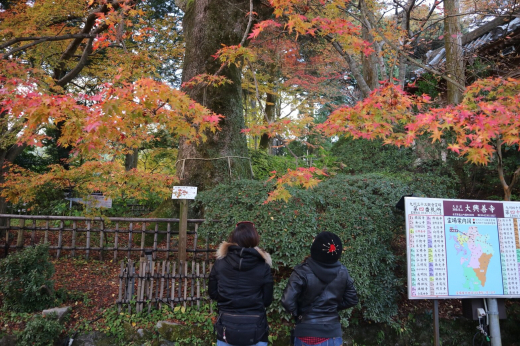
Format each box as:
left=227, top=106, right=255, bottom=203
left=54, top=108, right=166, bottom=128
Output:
left=228, top=221, right=260, bottom=248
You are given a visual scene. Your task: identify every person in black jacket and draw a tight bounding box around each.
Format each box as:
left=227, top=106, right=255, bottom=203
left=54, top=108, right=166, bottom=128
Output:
left=281, top=231, right=358, bottom=346
left=209, top=221, right=274, bottom=346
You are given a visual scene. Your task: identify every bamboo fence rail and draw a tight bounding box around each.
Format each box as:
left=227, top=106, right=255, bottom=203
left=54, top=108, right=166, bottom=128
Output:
left=0, top=214, right=216, bottom=261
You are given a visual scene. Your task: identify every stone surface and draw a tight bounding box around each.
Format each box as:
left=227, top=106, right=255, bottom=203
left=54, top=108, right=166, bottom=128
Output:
left=0, top=335, right=16, bottom=346
left=70, top=331, right=116, bottom=346
left=42, top=306, right=71, bottom=322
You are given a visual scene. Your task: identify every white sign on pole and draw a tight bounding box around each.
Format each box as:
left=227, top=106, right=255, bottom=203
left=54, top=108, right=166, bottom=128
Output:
left=172, top=186, right=197, bottom=200
left=405, top=197, right=520, bottom=299
left=65, top=194, right=112, bottom=208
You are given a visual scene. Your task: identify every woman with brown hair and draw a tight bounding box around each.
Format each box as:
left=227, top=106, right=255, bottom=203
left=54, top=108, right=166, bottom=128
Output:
left=209, top=221, right=273, bottom=346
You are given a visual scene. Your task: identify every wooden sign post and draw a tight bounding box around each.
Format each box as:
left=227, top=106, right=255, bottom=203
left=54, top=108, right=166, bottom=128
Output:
left=172, top=186, right=197, bottom=265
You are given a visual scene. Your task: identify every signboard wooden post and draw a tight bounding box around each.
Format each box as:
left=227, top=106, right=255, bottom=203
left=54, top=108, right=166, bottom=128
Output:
left=172, top=186, right=197, bottom=265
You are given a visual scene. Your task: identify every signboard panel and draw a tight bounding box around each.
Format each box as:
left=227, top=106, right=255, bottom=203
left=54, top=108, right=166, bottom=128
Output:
left=405, top=197, right=520, bottom=299
left=172, top=186, right=197, bottom=200
left=66, top=194, right=112, bottom=208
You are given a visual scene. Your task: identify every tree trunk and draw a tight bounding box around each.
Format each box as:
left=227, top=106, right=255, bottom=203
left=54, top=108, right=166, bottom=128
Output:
left=443, top=0, right=465, bottom=104
left=0, top=143, right=27, bottom=227
left=175, top=0, right=269, bottom=190
left=259, top=66, right=277, bottom=151
left=361, top=14, right=379, bottom=90
left=125, top=148, right=139, bottom=171
left=497, top=138, right=520, bottom=202
left=397, top=0, right=414, bottom=88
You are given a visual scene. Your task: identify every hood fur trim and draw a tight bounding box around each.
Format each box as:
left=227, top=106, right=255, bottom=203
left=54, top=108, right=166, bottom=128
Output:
left=254, top=246, right=272, bottom=267
left=216, top=241, right=272, bottom=267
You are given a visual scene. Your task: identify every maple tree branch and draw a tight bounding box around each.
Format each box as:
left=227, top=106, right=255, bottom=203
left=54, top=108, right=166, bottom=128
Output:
left=54, top=0, right=134, bottom=81
left=56, top=38, right=94, bottom=87
left=510, top=165, right=520, bottom=192
left=323, top=35, right=372, bottom=98
left=5, top=143, right=26, bottom=163
left=410, top=1, right=440, bottom=43
left=0, top=34, right=96, bottom=51
left=239, top=0, right=254, bottom=47
left=496, top=138, right=510, bottom=193
left=1, top=34, right=96, bottom=59
left=360, top=1, right=465, bottom=91
left=247, top=62, right=269, bottom=123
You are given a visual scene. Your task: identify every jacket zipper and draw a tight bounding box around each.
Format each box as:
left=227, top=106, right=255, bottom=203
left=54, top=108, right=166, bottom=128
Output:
left=222, top=313, right=261, bottom=317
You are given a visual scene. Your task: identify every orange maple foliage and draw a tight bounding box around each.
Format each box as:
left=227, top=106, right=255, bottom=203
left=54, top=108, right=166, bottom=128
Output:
left=318, top=78, right=520, bottom=166
left=2, top=161, right=176, bottom=207
left=265, top=77, right=520, bottom=203
left=265, top=166, right=328, bottom=203
left=0, top=60, right=221, bottom=206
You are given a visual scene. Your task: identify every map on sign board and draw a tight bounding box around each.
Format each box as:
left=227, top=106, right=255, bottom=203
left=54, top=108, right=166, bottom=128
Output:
left=172, top=186, right=197, bottom=200
left=405, top=197, right=520, bottom=299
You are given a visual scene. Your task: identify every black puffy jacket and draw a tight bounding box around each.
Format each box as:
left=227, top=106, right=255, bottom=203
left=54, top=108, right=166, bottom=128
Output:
left=281, top=258, right=358, bottom=338
left=209, top=242, right=274, bottom=342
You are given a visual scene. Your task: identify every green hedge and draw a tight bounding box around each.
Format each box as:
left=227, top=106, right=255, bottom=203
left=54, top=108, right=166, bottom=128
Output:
left=196, top=173, right=457, bottom=323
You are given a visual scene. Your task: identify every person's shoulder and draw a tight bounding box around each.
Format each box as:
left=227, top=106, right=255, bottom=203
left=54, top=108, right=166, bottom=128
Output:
left=338, top=263, right=355, bottom=282
left=338, top=263, right=351, bottom=273
left=293, top=261, right=312, bottom=274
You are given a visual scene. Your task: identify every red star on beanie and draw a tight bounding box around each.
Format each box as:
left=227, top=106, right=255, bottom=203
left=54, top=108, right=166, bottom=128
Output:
left=310, top=231, right=342, bottom=264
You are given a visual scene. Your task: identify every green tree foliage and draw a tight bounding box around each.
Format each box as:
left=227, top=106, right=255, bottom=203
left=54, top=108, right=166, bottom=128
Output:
left=196, top=173, right=457, bottom=323
left=0, top=244, right=55, bottom=312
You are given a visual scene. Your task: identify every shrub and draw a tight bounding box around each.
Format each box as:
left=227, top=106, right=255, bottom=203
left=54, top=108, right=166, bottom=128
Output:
left=0, top=244, right=55, bottom=312
left=196, top=173, right=457, bottom=323
left=17, top=313, right=63, bottom=346
left=250, top=150, right=299, bottom=180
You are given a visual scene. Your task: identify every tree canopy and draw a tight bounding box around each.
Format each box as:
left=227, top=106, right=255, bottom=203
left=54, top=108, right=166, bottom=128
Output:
left=1, top=0, right=519, bottom=212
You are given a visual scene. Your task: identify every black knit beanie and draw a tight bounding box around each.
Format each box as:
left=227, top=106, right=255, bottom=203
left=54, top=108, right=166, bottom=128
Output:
left=310, top=231, right=342, bottom=264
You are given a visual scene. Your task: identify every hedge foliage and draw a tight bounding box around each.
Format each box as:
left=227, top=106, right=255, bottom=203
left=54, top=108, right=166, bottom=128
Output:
left=17, top=314, right=63, bottom=346
left=0, top=244, right=55, bottom=312
left=196, top=173, right=457, bottom=323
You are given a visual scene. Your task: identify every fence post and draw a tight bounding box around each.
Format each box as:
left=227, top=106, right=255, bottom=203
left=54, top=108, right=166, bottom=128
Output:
left=86, top=220, right=91, bottom=260
left=72, top=221, right=77, bottom=257
left=99, top=221, right=105, bottom=261
left=179, top=199, right=187, bottom=265
left=140, top=223, right=146, bottom=258
left=31, top=220, right=36, bottom=246
left=57, top=220, right=63, bottom=258
left=16, top=218, right=25, bottom=248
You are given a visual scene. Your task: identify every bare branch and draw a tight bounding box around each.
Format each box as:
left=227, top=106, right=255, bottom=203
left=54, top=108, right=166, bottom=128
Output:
left=239, top=0, right=254, bottom=47
left=323, top=35, right=372, bottom=98
left=56, top=38, right=94, bottom=87
left=360, top=0, right=465, bottom=91
left=1, top=34, right=96, bottom=59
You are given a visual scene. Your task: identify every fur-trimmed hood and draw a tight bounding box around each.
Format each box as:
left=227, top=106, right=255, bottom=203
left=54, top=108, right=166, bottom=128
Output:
left=217, top=241, right=272, bottom=268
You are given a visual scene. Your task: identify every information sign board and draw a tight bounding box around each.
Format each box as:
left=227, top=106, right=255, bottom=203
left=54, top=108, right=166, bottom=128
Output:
left=65, top=194, right=112, bottom=208
left=405, top=197, right=520, bottom=299
left=172, top=186, right=197, bottom=200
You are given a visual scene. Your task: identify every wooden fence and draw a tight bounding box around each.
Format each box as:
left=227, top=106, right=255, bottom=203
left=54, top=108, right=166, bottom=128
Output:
left=0, top=214, right=216, bottom=261
left=117, top=258, right=213, bottom=313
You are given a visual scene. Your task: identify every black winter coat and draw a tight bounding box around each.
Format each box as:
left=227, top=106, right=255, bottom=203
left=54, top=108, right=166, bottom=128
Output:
left=281, top=258, right=358, bottom=338
left=209, top=242, right=274, bottom=342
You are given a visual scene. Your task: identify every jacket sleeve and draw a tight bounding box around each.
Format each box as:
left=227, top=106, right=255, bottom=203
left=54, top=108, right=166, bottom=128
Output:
left=262, top=264, right=274, bottom=307
left=338, top=272, right=358, bottom=311
left=208, top=262, right=220, bottom=301
left=281, top=268, right=306, bottom=317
